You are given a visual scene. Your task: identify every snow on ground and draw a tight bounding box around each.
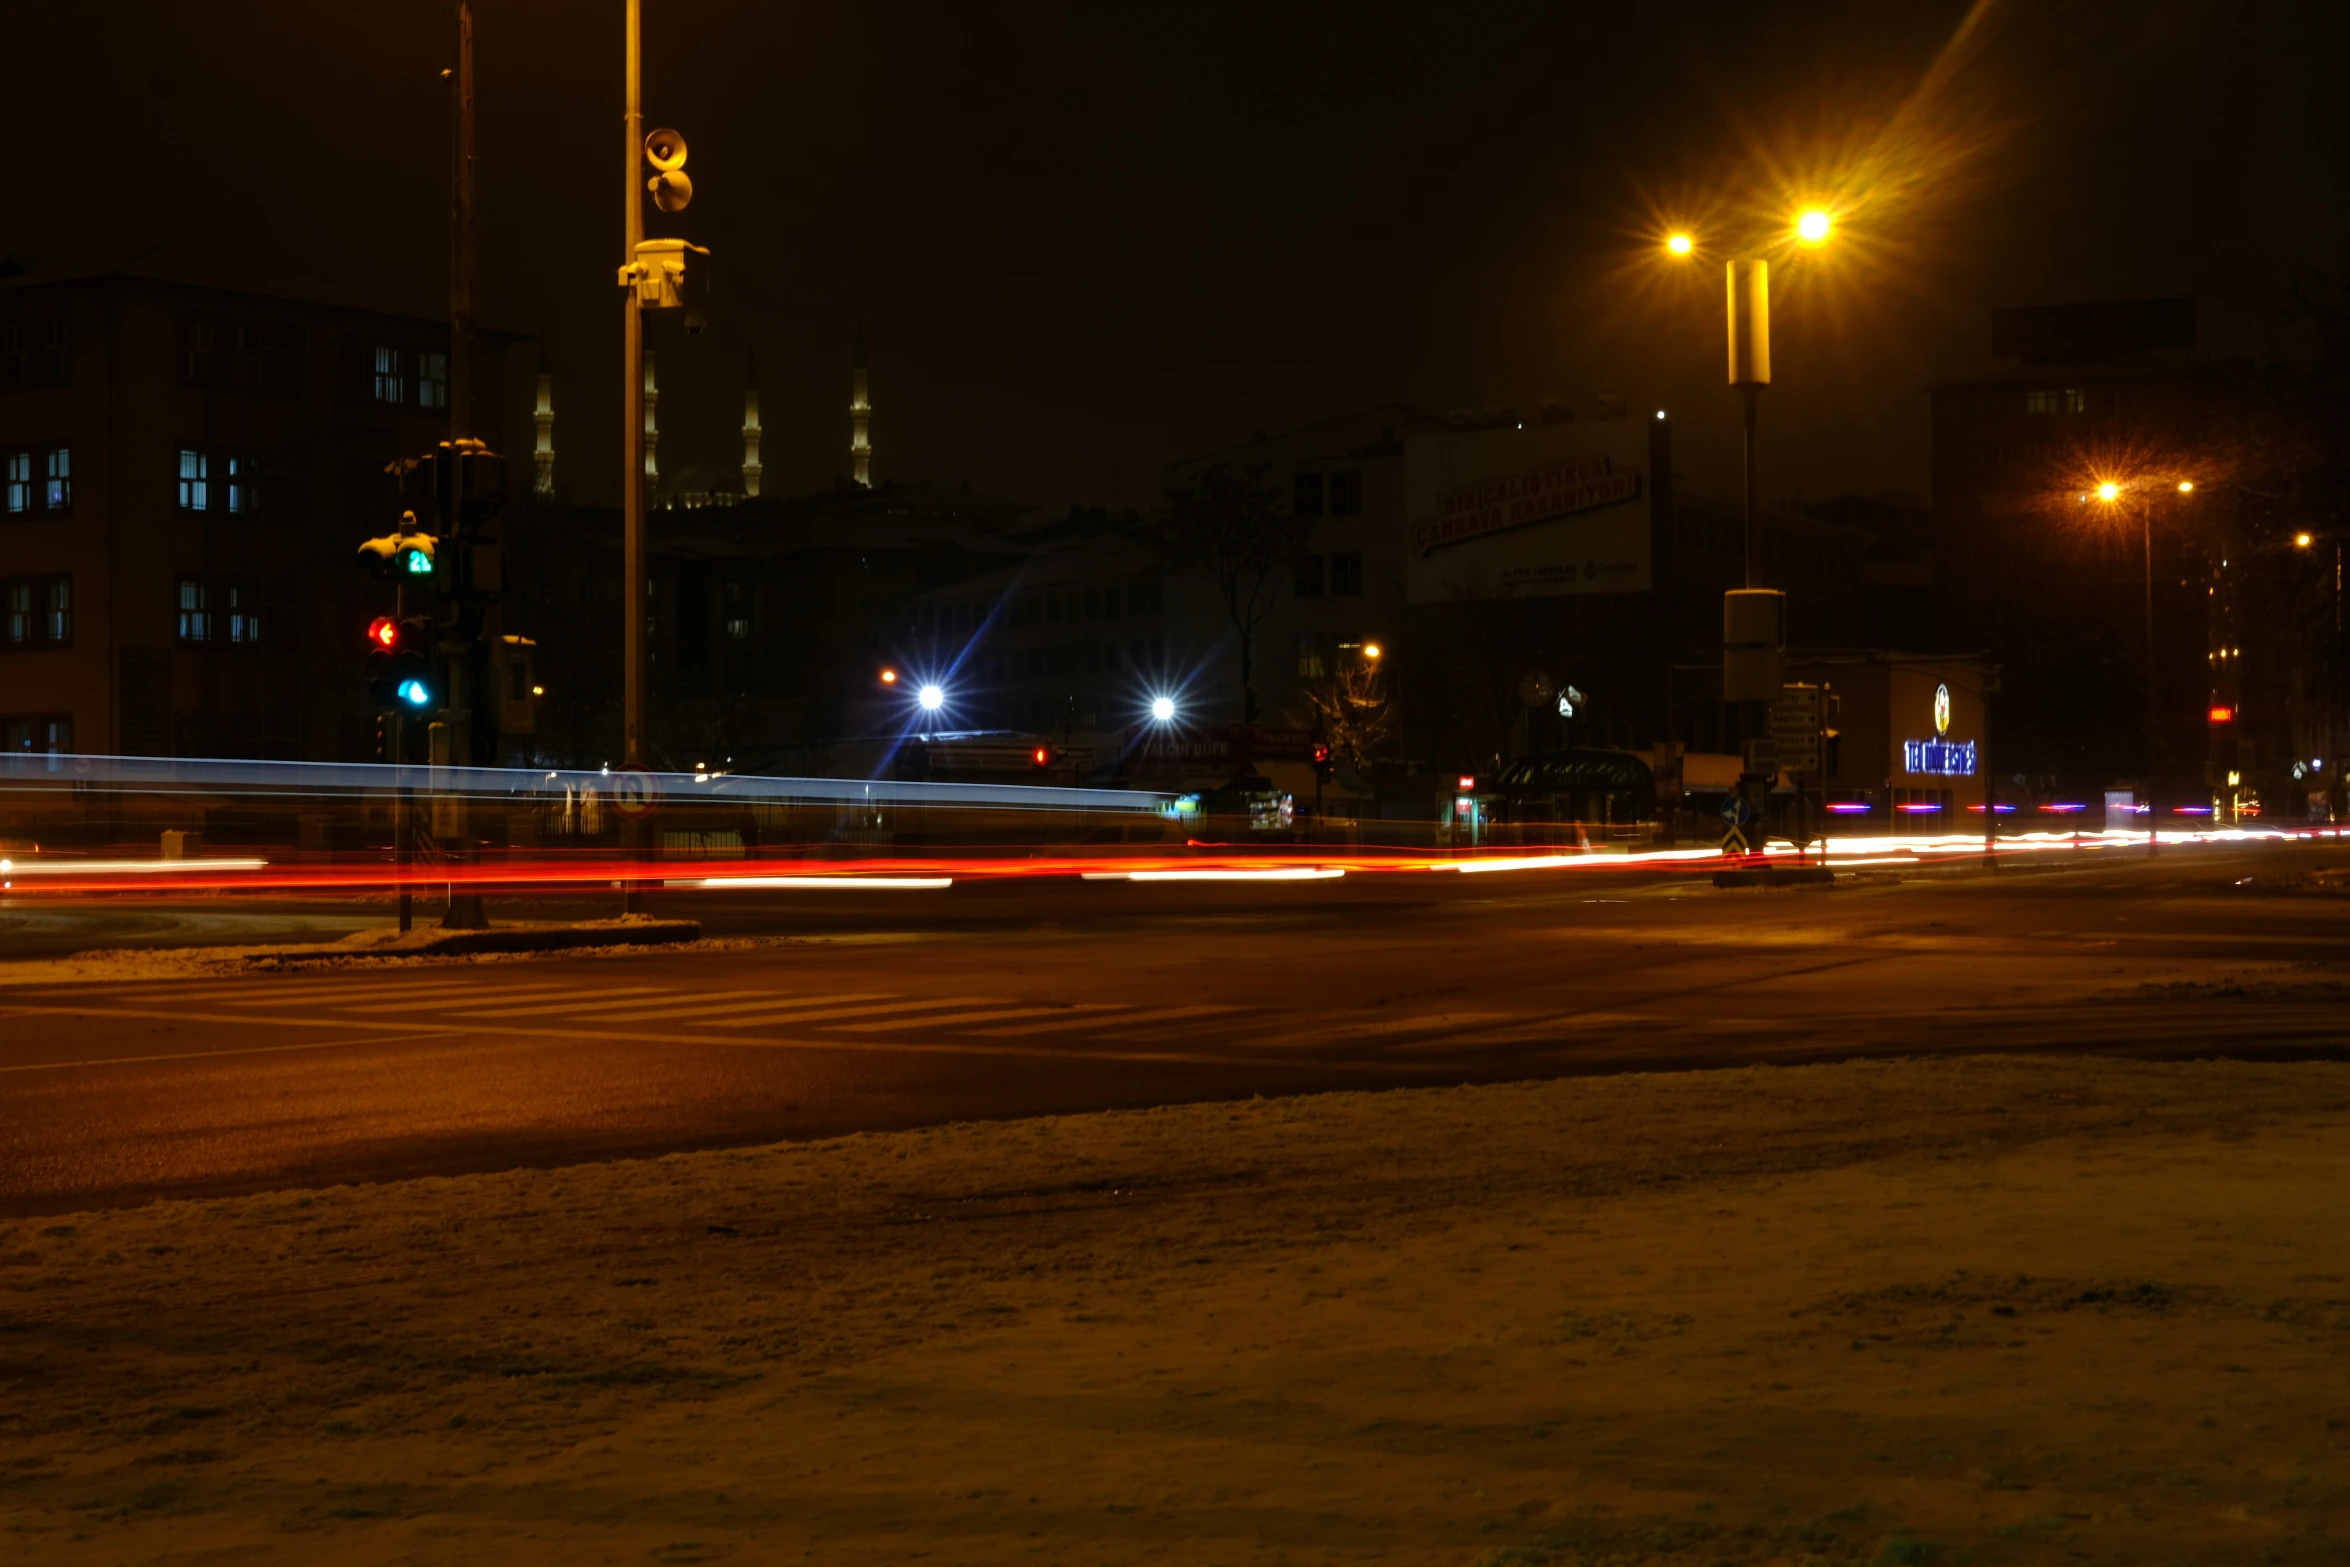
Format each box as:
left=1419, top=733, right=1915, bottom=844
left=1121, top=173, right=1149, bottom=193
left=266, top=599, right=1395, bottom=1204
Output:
left=2, top=1055, right=2346, bottom=1564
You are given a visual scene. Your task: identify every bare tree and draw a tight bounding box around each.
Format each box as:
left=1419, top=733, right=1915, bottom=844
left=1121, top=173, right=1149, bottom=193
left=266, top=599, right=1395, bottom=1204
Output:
left=1139, top=465, right=1312, bottom=722
left=1291, top=659, right=1398, bottom=766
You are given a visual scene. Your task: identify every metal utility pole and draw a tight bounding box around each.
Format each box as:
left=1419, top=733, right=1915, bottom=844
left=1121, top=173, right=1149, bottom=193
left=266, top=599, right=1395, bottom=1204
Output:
left=623, top=0, right=646, bottom=769
left=2143, top=498, right=2157, bottom=857
left=451, top=1, right=475, bottom=445
left=1727, top=259, right=1768, bottom=590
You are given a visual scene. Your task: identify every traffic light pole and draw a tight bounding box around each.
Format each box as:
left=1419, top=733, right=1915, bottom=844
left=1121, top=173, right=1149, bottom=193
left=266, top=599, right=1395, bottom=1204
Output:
left=623, top=0, right=646, bottom=771
left=620, top=0, right=649, bottom=912
left=439, top=2, right=491, bottom=932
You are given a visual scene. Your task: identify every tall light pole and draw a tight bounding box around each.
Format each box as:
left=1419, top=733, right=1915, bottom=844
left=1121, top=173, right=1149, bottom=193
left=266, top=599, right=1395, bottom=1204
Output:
left=622, top=0, right=646, bottom=769
left=2098, top=477, right=2187, bottom=856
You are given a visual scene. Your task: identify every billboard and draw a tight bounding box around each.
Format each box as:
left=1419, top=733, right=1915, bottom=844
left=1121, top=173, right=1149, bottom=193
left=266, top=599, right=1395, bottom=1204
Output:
left=1403, top=419, right=1652, bottom=603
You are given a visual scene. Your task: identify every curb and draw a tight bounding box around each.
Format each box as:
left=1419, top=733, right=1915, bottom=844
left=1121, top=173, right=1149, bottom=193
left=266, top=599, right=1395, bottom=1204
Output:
left=252, top=918, right=702, bottom=963
left=1712, top=867, right=1837, bottom=890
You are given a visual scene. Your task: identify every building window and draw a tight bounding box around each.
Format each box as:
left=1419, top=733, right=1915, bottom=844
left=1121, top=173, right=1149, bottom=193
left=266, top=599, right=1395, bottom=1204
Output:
left=2, top=576, right=70, bottom=648
left=178, top=448, right=209, bottom=512
left=373, top=345, right=405, bottom=405
left=3, top=444, right=71, bottom=517
left=226, top=582, right=263, bottom=645
left=177, top=578, right=211, bottom=643
left=2025, top=387, right=2086, bottom=415
left=1294, top=552, right=1325, bottom=598
left=0, top=312, right=70, bottom=390
left=1330, top=551, right=1362, bottom=596
left=1296, top=633, right=1328, bottom=679
left=1293, top=472, right=1325, bottom=518
left=178, top=318, right=215, bottom=383
left=2, top=715, right=73, bottom=759
left=226, top=453, right=259, bottom=516
left=419, top=351, right=449, bottom=411
left=1328, top=470, right=1362, bottom=516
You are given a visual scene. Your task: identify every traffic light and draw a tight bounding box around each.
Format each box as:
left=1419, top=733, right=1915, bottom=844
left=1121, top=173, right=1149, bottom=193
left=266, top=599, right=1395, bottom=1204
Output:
left=357, top=525, right=439, bottom=583
left=1031, top=743, right=1055, bottom=770
left=1311, top=742, right=1334, bottom=783
left=365, top=616, right=437, bottom=711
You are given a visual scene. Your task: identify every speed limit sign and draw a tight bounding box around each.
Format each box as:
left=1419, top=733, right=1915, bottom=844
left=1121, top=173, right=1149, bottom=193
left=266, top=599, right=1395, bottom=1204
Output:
left=610, top=763, right=663, bottom=816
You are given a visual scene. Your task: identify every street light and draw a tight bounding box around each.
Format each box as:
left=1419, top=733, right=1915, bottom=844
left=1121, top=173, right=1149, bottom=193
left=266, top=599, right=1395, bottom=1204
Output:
left=1665, top=232, right=1694, bottom=256
left=1362, top=642, right=1383, bottom=662
left=1796, top=209, right=1833, bottom=245
left=917, top=683, right=945, bottom=712
left=1150, top=695, right=1176, bottom=723
left=2296, top=532, right=2314, bottom=549
left=2094, top=478, right=2195, bottom=855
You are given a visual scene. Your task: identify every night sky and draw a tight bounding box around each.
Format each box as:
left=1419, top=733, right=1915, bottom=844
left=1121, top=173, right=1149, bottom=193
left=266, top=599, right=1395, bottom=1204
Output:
left=18, top=1, right=2349, bottom=515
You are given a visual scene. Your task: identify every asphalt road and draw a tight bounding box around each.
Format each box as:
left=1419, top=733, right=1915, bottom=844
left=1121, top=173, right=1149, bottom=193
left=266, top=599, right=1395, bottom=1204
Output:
left=3, top=843, right=2347, bottom=1216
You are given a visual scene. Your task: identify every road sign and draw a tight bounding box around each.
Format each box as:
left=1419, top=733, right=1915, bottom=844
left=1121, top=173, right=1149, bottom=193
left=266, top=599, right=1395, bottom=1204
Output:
left=610, top=763, right=662, bottom=816
left=1719, top=794, right=1752, bottom=827
left=1771, top=684, right=1822, bottom=776
left=1719, top=824, right=1749, bottom=854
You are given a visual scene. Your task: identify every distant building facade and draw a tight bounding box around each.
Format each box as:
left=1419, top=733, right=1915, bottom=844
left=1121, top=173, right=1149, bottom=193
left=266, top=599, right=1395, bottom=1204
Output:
left=0, top=265, right=521, bottom=763
left=1930, top=296, right=2336, bottom=816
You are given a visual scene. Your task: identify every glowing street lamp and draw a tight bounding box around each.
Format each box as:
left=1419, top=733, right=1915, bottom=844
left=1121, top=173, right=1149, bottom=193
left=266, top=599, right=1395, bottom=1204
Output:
left=917, top=683, right=944, bottom=712
left=1150, top=695, right=1176, bottom=723
left=878, top=666, right=899, bottom=686
left=1665, top=232, right=1694, bottom=256
left=1795, top=209, right=1833, bottom=245
left=2296, top=532, right=2314, bottom=549
left=1361, top=642, right=1383, bottom=662
left=2097, top=481, right=2121, bottom=502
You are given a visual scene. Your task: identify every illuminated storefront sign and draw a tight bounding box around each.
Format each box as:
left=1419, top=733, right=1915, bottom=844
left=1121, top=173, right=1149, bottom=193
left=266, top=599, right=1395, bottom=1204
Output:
left=1903, top=737, right=1977, bottom=776
left=1901, top=680, right=1976, bottom=775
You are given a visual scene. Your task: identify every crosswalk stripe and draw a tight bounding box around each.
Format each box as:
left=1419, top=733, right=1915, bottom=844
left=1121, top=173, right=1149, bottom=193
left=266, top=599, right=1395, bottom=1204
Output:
left=825, top=1003, right=1121, bottom=1034
left=592, top=992, right=895, bottom=1023
left=703, top=995, right=1001, bottom=1029
left=436, top=987, right=687, bottom=1018
left=215, top=982, right=583, bottom=1009
left=967, top=1003, right=1236, bottom=1037
left=1303, top=1010, right=1520, bottom=1042
left=333, top=987, right=668, bottom=1016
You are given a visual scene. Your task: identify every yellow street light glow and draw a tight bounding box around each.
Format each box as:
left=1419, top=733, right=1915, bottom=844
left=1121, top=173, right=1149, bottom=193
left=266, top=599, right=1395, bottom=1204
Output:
left=2096, top=481, right=2120, bottom=502
left=1796, top=209, right=1832, bottom=245
left=2296, top=532, right=2314, bottom=548
left=1666, top=233, right=1693, bottom=256
left=2176, top=480, right=2194, bottom=493
left=1362, top=642, right=1383, bottom=661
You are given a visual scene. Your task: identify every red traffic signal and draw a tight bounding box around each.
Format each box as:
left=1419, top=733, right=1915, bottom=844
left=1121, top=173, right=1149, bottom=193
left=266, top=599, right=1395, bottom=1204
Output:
left=1311, top=743, right=1332, bottom=765
left=364, top=616, right=436, bottom=711
left=2208, top=704, right=2236, bottom=724
left=1031, top=744, right=1054, bottom=769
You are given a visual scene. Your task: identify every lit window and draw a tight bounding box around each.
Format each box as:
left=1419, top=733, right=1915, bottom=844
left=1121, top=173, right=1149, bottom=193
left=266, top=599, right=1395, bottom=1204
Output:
left=373, top=345, right=404, bottom=405
left=177, top=448, right=209, bottom=512
left=226, top=583, right=261, bottom=645
left=44, top=447, right=69, bottom=511
left=227, top=454, right=253, bottom=516
left=42, top=578, right=70, bottom=643
left=419, top=351, right=449, bottom=411
left=177, top=578, right=211, bottom=643
left=4, top=450, right=25, bottom=516
left=1296, top=633, right=1327, bottom=679
left=2025, top=387, right=2088, bottom=415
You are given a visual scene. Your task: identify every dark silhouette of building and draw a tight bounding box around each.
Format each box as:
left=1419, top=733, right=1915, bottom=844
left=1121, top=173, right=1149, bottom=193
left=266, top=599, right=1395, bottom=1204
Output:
left=1930, top=296, right=2336, bottom=817
left=0, top=262, right=522, bottom=762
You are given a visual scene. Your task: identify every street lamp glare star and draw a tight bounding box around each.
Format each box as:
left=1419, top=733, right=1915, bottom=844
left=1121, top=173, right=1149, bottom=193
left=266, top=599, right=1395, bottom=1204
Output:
left=917, top=683, right=944, bottom=711
left=2096, top=481, right=2121, bottom=502
left=1665, top=232, right=1693, bottom=256
left=1150, top=696, right=1176, bottom=723
left=2177, top=481, right=2194, bottom=493
left=1796, top=209, right=1832, bottom=245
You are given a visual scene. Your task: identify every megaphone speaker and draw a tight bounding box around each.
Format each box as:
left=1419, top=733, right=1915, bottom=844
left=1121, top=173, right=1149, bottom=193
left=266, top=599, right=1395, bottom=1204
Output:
left=644, top=127, right=689, bottom=172
left=648, top=169, right=694, bottom=214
